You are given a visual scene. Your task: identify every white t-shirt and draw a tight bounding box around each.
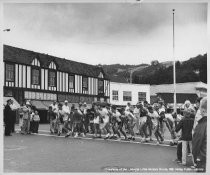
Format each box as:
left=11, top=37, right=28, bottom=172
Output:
left=125, top=111, right=136, bottom=120
left=113, top=110, right=121, bottom=122
left=149, top=111, right=159, bottom=127
left=99, top=108, right=109, bottom=123
left=62, top=105, right=70, bottom=121
left=51, top=104, right=58, bottom=113
left=133, top=107, right=140, bottom=117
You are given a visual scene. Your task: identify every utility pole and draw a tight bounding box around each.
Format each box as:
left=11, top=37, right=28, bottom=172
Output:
left=173, top=9, right=177, bottom=113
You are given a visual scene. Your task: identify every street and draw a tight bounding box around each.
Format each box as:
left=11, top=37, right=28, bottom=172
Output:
left=4, top=125, right=195, bottom=173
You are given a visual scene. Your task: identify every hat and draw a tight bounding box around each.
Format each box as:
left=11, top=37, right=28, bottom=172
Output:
left=7, top=99, right=12, bottom=103
left=64, top=100, right=68, bottom=103
left=26, top=101, right=30, bottom=105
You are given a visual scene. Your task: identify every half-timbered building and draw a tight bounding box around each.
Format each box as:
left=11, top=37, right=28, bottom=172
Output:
left=4, top=45, right=110, bottom=122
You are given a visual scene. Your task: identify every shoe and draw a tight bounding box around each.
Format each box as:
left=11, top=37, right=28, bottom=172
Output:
left=5, top=134, right=12, bottom=136
left=57, top=132, right=61, bottom=136
left=65, top=134, right=70, bottom=138
left=132, top=137, right=135, bottom=141
left=81, top=133, right=85, bottom=137
left=74, top=133, right=78, bottom=138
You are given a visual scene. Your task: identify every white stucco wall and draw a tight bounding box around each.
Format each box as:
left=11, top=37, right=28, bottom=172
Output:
left=110, top=82, right=150, bottom=106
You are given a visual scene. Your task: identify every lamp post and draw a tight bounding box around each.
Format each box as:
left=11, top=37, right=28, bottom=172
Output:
left=173, top=9, right=177, bottom=113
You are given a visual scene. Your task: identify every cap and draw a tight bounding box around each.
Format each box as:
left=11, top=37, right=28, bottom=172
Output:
left=64, top=100, right=68, bottom=103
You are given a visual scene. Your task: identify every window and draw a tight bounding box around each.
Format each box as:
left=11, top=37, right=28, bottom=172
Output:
left=5, top=64, right=14, bottom=81
left=82, top=77, right=88, bottom=91
left=123, top=91, right=132, bottom=101
left=98, top=80, right=104, bottom=95
left=138, top=92, right=146, bottom=102
left=31, top=68, right=40, bottom=85
left=112, top=90, right=119, bottom=101
left=69, top=75, right=74, bottom=89
left=48, top=70, right=56, bottom=87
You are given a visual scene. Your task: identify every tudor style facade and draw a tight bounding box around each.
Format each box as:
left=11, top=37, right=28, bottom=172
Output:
left=4, top=45, right=110, bottom=107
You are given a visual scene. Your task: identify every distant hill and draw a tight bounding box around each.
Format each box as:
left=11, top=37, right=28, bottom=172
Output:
left=133, top=54, right=207, bottom=85
left=99, top=63, right=149, bottom=82
left=99, top=54, right=207, bottom=85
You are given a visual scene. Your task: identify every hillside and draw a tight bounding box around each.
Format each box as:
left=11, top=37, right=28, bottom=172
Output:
left=99, top=54, right=207, bottom=84
left=133, top=53, right=207, bottom=85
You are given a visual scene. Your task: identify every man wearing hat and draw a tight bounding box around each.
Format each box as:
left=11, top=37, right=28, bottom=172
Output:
left=4, top=99, right=13, bottom=136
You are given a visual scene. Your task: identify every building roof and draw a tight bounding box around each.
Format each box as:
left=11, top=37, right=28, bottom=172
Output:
left=150, top=82, right=207, bottom=96
left=4, top=45, right=108, bottom=79
left=157, top=93, right=198, bottom=104
left=108, top=75, right=128, bottom=83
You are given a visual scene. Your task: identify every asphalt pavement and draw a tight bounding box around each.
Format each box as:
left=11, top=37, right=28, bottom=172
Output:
left=4, top=124, right=195, bottom=173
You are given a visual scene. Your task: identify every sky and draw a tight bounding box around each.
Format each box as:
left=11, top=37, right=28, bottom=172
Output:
left=3, top=2, right=207, bottom=65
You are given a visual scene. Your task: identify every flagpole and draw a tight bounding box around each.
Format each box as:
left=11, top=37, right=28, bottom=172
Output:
left=173, top=9, right=177, bottom=113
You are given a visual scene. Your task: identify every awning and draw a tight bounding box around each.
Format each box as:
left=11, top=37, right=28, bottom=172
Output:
left=3, top=97, right=20, bottom=110
left=30, top=100, right=48, bottom=110
left=42, top=101, right=54, bottom=108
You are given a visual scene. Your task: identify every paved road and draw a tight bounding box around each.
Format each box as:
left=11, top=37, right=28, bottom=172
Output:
left=4, top=131, right=195, bottom=173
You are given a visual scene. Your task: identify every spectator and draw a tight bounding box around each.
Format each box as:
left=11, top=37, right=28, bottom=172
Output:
left=192, top=97, right=207, bottom=172
left=18, top=103, right=24, bottom=133
left=175, top=108, right=194, bottom=166
left=21, top=101, right=31, bottom=135
left=47, top=106, right=57, bottom=134
left=192, top=97, right=202, bottom=136
left=29, top=107, right=35, bottom=133
left=33, top=110, right=40, bottom=133
left=4, top=99, right=13, bottom=136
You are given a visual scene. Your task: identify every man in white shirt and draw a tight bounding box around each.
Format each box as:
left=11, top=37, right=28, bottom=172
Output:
left=62, top=100, right=71, bottom=137
left=99, top=104, right=111, bottom=139
left=51, top=101, right=58, bottom=113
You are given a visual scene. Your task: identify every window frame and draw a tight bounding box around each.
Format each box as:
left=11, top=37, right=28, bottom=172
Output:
left=5, top=63, right=15, bottom=82
left=31, top=66, right=41, bottom=85
left=69, top=74, right=75, bottom=90
left=112, top=90, right=119, bottom=101
left=48, top=69, right=57, bottom=87
left=82, top=76, right=88, bottom=91
left=123, top=91, right=132, bottom=101
left=138, top=92, right=147, bottom=102
left=98, top=79, right=104, bottom=95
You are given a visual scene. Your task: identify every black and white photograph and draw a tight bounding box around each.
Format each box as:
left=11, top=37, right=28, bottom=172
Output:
left=2, top=0, right=208, bottom=173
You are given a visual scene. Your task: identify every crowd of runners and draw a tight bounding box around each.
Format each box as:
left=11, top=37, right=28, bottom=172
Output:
left=4, top=96, right=207, bottom=172
left=44, top=100, right=180, bottom=143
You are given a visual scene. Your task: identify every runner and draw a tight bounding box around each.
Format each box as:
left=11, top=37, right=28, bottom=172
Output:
left=147, top=105, right=163, bottom=144
left=139, top=103, right=149, bottom=142
left=99, top=104, right=112, bottom=139
left=111, top=105, right=127, bottom=140
left=93, top=104, right=102, bottom=138
left=47, top=106, right=56, bottom=134
left=56, top=103, right=65, bottom=136
left=124, top=108, right=136, bottom=141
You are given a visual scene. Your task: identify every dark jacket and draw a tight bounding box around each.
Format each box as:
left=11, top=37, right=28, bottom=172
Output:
left=175, top=116, right=194, bottom=141
left=4, top=104, right=13, bottom=123
left=192, top=116, right=207, bottom=162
